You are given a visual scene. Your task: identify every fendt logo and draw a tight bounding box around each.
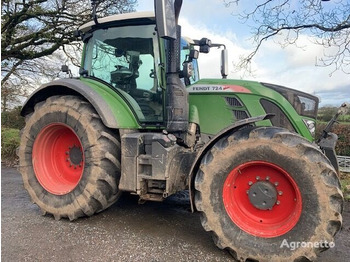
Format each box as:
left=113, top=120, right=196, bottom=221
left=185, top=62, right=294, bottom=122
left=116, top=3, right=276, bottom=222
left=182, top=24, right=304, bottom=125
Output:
left=188, top=84, right=252, bottom=93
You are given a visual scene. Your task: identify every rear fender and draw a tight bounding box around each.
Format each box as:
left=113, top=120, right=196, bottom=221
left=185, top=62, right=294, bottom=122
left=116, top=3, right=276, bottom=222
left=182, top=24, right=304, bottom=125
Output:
left=188, top=114, right=274, bottom=212
left=21, top=78, right=140, bottom=129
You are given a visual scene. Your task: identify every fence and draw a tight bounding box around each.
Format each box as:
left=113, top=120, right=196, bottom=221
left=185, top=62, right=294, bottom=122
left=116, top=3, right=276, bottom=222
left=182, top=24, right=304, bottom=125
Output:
left=337, top=156, right=350, bottom=173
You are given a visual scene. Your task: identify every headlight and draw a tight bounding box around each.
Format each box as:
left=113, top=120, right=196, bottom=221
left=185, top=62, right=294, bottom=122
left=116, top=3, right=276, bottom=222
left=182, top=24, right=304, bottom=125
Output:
left=303, top=119, right=316, bottom=136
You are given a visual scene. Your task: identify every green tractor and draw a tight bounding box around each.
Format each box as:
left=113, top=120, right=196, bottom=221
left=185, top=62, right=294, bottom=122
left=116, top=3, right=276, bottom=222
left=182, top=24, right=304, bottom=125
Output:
left=19, top=1, right=344, bottom=261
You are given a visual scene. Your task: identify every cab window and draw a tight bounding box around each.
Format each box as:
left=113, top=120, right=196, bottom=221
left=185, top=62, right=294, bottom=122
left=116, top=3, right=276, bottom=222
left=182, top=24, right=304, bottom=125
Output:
left=84, top=25, right=163, bottom=123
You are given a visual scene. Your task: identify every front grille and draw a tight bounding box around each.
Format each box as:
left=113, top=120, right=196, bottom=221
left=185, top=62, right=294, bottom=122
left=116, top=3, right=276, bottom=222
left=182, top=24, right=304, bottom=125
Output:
left=260, top=99, right=295, bottom=132
left=225, top=97, right=243, bottom=107
left=225, top=96, right=249, bottom=120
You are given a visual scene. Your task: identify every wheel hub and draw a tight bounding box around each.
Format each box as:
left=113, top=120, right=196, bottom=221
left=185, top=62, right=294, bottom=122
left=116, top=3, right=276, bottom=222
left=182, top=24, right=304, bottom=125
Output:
left=68, top=145, right=83, bottom=166
left=248, top=181, right=277, bottom=210
left=222, top=161, right=302, bottom=238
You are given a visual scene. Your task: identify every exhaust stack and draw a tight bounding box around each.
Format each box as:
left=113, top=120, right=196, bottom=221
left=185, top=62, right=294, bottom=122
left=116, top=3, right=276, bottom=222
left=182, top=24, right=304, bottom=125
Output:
left=155, top=0, right=189, bottom=138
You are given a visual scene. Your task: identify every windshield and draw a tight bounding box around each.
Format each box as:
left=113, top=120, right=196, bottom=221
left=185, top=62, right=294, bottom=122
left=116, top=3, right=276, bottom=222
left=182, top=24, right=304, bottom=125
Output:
left=83, top=25, right=163, bottom=123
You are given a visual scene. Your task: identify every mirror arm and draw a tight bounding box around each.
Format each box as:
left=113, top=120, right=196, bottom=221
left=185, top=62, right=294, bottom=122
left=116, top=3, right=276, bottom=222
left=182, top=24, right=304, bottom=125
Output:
left=210, top=43, right=226, bottom=49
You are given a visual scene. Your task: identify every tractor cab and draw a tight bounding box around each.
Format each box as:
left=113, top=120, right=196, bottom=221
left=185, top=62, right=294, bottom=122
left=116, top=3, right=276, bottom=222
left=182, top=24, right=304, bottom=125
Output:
left=79, top=13, right=226, bottom=127
left=80, top=13, right=164, bottom=123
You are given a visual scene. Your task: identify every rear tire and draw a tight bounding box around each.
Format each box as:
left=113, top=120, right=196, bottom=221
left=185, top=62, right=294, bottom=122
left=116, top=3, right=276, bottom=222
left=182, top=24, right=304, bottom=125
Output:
left=194, top=127, right=343, bottom=262
left=19, top=95, right=121, bottom=220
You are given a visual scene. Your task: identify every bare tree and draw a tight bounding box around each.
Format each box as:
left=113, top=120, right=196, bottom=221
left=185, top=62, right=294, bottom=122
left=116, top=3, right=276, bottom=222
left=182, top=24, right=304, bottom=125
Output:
left=224, top=0, right=350, bottom=74
left=1, top=0, right=136, bottom=111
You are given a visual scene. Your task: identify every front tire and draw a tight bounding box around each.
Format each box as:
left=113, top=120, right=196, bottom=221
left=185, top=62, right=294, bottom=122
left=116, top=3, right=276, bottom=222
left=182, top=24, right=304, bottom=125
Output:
left=19, top=95, right=121, bottom=220
left=194, top=127, right=343, bottom=262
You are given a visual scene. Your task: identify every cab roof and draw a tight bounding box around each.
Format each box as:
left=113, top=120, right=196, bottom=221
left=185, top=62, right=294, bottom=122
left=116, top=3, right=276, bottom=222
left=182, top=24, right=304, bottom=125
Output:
left=79, top=11, right=155, bottom=32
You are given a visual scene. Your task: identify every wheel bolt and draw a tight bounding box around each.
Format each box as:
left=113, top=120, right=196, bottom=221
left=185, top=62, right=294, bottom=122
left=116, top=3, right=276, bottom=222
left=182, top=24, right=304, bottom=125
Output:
left=66, top=151, right=69, bottom=155
left=276, top=200, right=280, bottom=205
left=274, top=182, right=279, bottom=187
left=256, top=176, right=260, bottom=180
left=278, top=191, right=283, bottom=196
left=246, top=190, right=249, bottom=194
left=248, top=181, right=253, bottom=186
left=266, top=176, right=270, bottom=181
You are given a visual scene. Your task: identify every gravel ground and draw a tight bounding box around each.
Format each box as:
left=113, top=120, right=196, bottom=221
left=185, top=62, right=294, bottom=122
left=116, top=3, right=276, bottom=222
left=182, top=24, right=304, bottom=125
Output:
left=1, top=165, right=349, bottom=262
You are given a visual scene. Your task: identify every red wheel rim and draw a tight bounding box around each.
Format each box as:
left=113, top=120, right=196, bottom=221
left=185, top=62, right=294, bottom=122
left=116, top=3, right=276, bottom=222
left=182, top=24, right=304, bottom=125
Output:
left=32, top=123, right=84, bottom=195
left=223, top=161, right=302, bottom=238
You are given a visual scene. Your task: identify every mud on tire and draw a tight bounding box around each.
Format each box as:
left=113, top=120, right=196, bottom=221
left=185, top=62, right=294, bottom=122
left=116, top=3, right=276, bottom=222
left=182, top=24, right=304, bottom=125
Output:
left=194, top=127, right=343, bottom=262
left=19, top=95, right=121, bottom=221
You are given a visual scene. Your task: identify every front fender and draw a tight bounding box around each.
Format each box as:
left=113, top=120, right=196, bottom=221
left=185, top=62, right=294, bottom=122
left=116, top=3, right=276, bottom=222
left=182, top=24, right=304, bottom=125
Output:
left=21, top=78, right=141, bottom=129
left=188, top=114, right=274, bottom=212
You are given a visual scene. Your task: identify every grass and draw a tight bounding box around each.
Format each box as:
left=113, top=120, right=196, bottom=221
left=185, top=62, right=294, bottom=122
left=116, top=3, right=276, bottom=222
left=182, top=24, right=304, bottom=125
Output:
left=317, top=121, right=350, bottom=125
left=1, top=127, right=20, bottom=166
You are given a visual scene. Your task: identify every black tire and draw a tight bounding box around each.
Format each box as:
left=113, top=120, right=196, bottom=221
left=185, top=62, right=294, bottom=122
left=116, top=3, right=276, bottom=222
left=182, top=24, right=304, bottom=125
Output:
left=194, top=127, right=343, bottom=262
left=18, top=95, right=121, bottom=220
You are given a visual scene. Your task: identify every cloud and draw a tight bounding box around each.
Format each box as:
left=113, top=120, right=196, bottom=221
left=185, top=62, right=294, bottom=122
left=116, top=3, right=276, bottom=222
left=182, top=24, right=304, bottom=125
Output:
left=315, top=84, right=350, bottom=106
left=179, top=18, right=246, bottom=79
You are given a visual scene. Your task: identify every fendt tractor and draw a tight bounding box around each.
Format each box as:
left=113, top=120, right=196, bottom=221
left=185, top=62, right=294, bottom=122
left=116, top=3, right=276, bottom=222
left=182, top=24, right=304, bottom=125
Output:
left=19, top=1, right=346, bottom=261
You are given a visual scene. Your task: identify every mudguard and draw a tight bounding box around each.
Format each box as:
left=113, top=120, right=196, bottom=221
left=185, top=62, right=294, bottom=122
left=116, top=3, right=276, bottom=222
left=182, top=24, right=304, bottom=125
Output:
left=188, top=114, right=274, bottom=212
left=21, top=78, right=141, bottom=129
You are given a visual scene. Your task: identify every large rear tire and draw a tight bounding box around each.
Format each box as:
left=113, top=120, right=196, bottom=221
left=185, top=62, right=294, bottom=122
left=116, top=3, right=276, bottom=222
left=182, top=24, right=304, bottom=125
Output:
left=194, top=127, right=343, bottom=262
left=19, top=95, right=121, bottom=220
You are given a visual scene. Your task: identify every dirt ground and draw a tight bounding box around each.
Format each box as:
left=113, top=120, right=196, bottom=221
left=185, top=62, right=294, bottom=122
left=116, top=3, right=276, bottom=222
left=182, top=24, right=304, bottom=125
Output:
left=1, top=165, right=349, bottom=262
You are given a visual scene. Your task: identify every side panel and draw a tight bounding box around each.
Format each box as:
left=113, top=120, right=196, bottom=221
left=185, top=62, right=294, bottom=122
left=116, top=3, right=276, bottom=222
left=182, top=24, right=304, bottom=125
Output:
left=21, top=78, right=141, bottom=129
left=189, top=94, right=234, bottom=134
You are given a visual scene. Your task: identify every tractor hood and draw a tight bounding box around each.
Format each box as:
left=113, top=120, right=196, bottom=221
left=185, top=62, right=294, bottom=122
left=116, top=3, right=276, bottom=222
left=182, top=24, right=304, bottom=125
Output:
left=187, top=78, right=318, bottom=141
left=188, top=79, right=319, bottom=119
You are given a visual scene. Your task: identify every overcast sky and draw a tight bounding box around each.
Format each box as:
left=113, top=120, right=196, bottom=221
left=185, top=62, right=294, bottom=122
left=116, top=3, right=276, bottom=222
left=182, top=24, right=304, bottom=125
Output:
left=136, top=0, right=349, bottom=107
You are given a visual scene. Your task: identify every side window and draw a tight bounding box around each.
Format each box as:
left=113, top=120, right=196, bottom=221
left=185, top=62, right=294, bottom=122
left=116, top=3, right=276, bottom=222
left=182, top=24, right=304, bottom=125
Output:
left=91, top=40, right=121, bottom=83
left=136, top=54, right=156, bottom=91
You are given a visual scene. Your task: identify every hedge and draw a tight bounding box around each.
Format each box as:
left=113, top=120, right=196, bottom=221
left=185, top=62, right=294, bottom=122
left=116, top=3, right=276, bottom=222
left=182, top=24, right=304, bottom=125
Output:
left=316, top=123, right=350, bottom=156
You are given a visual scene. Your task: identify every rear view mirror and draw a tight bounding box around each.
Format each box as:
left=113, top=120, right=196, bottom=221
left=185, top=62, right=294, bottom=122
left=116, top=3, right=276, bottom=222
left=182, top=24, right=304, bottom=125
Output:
left=155, top=0, right=177, bottom=40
